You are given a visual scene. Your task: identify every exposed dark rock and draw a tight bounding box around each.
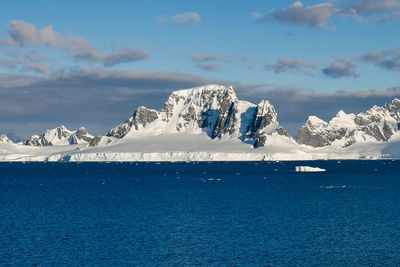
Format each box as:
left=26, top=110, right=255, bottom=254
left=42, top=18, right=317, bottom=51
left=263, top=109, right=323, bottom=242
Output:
left=88, top=136, right=112, bottom=147
left=181, top=107, right=197, bottom=123
left=276, top=127, right=290, bottom=137
left=108, top=106, right=158, bottom=138
left=296, top=125, right=329, bottom=147
left=89, top=136, right=103, bottom=147
left=212, top=99, right=235, bottom=138
left=254, top=134, right=267, bottom=148
left=385, top=98, right=400, bottom=121
left=240, top=100, right=289, bottom=148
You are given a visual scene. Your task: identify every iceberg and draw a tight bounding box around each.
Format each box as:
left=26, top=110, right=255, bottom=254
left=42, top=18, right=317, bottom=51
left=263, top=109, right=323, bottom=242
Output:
left=295, top=166, right=326, bottom=172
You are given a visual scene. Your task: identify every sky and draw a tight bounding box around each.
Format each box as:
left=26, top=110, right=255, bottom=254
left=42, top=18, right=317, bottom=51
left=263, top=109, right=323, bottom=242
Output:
left=1, top=0, right=400, bottom=139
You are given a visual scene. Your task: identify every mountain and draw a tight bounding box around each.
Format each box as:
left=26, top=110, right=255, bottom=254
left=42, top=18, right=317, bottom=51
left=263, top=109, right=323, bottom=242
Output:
left=0, top=134, right=13, bottom=144
left=1, top=85, right=400, bottom=161
left=296, top=99, right=400, bottom=147
left=25, top=125, right=94, bottom=146
left=3, top=132, right=22, bottom=143
left=103, top=85, right=290, bottom=147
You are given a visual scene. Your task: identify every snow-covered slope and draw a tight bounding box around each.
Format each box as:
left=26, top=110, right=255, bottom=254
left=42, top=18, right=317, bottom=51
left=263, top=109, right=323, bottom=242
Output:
left=296, top=99, right=400, bottom=148
left=105, top=85, right=290, bottom=147
left=1, top=85, right=400, bottom=162
left=25, top=126, right=94, bottom=146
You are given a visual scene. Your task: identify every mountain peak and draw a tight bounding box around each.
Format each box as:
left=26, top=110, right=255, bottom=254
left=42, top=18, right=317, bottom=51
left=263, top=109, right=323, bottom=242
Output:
left=385, top=98, right=400, bottom=120
left=171, top=84, right=233, bottom=96
left=106, top=85, right=289, bottom=148
left=297, top=99, right=400, bottom=148
left=336, top=110, right=347, bottom=117
left=25, top=125, right=93, bottom=146
left=0, top=134, right=13, bottom=144
left=306, top=116, right=327, bottom=126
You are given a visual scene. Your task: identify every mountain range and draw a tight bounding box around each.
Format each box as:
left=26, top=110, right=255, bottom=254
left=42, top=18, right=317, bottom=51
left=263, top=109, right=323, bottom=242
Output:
left=1, top=85, right=400, bottom=161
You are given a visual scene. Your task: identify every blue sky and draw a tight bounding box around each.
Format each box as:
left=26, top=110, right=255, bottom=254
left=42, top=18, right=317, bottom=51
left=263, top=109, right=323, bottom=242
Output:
left=1, top=0, right=400, bottom=138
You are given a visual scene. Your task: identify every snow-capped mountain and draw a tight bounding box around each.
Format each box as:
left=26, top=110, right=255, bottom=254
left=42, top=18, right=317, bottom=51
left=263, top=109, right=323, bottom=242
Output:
left=1, top=85, right=400, bottom=161
left=25, top=126, right=94, bottom=146
left=104, top=85, right=290, bottom=147
left=0, top=134, right=13, bottom=144
left=296, top=99, right=400, bottom=147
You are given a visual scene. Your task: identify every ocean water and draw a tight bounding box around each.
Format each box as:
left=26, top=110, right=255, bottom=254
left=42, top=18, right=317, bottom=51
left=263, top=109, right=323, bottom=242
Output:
left=1, top=160, right=400, bottom=266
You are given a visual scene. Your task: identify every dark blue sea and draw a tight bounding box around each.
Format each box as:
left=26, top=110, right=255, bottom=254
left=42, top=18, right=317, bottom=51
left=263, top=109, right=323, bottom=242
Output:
left=1, top=160, right=400, bottom=266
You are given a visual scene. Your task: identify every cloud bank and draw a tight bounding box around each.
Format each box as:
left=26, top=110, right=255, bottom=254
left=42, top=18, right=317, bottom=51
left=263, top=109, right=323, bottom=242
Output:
left=0, top=20, right=148, bottom=66
left=0, top=68, right=399, bottom=138
left=253, top=0, right=400, bottom=28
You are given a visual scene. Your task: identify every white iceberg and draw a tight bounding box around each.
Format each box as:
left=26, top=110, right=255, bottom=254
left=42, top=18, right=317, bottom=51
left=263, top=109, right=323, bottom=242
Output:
left=295, top=166, right=326, bottom=172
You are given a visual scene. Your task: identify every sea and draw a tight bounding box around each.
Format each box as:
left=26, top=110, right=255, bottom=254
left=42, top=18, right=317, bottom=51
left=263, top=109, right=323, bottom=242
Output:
left=1, top=160, right=400, bottom=266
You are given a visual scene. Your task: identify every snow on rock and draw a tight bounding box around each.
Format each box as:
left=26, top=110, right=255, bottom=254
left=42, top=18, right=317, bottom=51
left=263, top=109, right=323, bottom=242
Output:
left=0, top=134, right=13, bottom=143
left=107, top=106, right=159, bottom=138
left=296, top=99, right=400, bottom=148
left=25, top=126, right=94, bottom=146
left=243, top=99, right=291, bottom=148
left=88, top=136, right=116, bottom=147
left=1, top=86, right=400, bottom=161
left=106, top=85, right=290, bottom=148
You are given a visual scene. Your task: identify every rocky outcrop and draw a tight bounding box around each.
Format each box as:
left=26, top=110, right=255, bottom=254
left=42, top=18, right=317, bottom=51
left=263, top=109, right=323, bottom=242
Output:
left=89, top=136, right=114, bottom=147
left=108, top=106, right=159, bottom=138
left=296, top=99, right=400, bottom=148
left=211, top=90, right=237, bottom=138
left=385, top=98, right=400, bottom=122
left=244, top=100, right=290, bottom=148
left=70, top=127, right=94, bottom=144
left=296, top=116, right=343, bottom=147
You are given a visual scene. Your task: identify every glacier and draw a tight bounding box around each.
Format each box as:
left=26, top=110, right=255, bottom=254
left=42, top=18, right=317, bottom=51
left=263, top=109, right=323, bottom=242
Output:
left=1, top=84, right=400, bottom=162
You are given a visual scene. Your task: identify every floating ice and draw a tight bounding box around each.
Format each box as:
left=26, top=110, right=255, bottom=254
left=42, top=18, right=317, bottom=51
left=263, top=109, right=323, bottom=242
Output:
left=295, top=166, right=326, bottom=172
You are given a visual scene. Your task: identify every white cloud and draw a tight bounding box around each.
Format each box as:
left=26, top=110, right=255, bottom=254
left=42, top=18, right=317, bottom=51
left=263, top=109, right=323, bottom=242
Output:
left=254, top=1, right=334, bottom=28
left=346, top=0, right=400, bottom=14
left=0, top=20, right=149, bottom=66
left=337, top=0, right=400, bottom=23
left=158, top=12, right=201, bottom=27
